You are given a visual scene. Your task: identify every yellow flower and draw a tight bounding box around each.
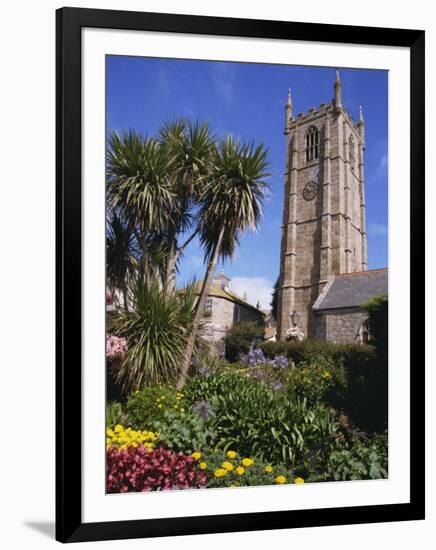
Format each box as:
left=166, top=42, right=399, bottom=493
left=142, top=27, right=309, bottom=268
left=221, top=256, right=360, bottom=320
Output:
left=226, top=450, right=237, bottom=459
left=275, top=475, right=287, bottom=484
left=241, top=458, right=254, bottom=467
left=106, top=428, right=114, bottom=437
left=199, top=462, right=207, bottom=470
left=191, top=451, right=202, bottom=460
left=235, top=466, right=245, bottom=476
left=222, top=461, right=234, bottom=472
left=264, top=465, right=273, bottom=473
left=114, top=424, right=123, bottom=433
left=157, top=404, right=163, bottom=409
left=294, top=477, right=305, bottom=484
left=214, top=468, right=227, bottom=478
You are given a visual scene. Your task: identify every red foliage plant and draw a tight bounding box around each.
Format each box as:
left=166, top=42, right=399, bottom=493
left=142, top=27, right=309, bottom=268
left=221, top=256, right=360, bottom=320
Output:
left=107, top=445, right=209, bottom=493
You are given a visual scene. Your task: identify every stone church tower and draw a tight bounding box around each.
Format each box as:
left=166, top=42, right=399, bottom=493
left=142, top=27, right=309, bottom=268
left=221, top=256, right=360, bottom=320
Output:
left=277, top=70, right=368, bottom=340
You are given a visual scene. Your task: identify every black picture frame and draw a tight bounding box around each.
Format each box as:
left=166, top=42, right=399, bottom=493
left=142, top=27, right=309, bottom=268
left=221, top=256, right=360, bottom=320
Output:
left=56, top=6, right=425, bottom=543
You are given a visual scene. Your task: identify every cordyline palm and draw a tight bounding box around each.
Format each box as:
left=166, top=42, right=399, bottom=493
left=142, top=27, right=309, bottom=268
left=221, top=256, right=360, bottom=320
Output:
left=158, top=119, right=216, bottom=292
left=106, top=209, right=138, bottom=310
left=106, top=130, right=175, bottom=280
left=177, top=136, right=271, bottom=387
left=110, top=277, right=199, bottom=391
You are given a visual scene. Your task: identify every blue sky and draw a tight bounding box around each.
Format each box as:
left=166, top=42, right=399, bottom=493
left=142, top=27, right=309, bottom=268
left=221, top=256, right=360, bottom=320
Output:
left=106, top=56, right=388, bottom=308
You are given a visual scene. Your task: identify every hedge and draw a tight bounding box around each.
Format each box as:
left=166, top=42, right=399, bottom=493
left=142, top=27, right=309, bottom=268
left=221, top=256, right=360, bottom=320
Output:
left=259, top=340, right=387, bottom=433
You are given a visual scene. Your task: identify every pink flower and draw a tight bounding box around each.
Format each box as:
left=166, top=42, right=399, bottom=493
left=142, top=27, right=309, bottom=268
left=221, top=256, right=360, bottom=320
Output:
left=106, top=335, right=128, bottom=359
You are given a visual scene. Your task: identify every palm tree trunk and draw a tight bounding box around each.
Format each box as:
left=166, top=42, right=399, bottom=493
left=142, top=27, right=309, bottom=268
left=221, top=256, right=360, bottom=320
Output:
left=177, top=226, right=225, bottom=388
left=122, top=285, right=129, bottom=312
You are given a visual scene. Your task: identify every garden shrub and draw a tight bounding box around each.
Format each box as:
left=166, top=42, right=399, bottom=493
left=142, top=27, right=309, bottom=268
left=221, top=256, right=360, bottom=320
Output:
left=223, top=320, right=265, bottom=362
left=363, top=295, right=388, bottom=355
left=196, top=448, right=302, bottom=488
left=106, top=446, right=208, bottom=492
left=183, top=371, right=339, bottom=469
left=125, top=386, right=182, bottom=427
left=152, top=409, right=215, bottom=454
left=286, top=353, right=347, bottom=408
left=125, top=385, right=215, bottom=453
left=308, top=434, right=388, bottom=482
left=260, top=339, right=386, bottom=432
left=106, top=401, right=127, bottom=428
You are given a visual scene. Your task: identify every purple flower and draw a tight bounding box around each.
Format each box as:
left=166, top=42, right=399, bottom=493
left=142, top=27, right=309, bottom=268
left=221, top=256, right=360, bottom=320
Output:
left=240, top=347, right=266, bottom=366
left=270, top=355, right=289, bottom=369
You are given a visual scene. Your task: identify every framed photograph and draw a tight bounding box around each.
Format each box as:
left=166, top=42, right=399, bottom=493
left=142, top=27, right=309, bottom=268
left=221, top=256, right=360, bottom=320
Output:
left=56, top=7, right=425, bottom=543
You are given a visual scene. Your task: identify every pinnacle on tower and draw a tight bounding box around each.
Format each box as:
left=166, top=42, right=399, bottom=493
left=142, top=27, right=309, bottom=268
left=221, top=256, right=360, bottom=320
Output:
left=333, top=69, right=342, bottom=111
left=358, top=105, right=365, bottom=148
left=284, top=88, right=293, bottom=133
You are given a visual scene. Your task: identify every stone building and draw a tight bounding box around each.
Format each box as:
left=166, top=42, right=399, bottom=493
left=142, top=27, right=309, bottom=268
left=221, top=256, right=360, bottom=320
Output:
left=197, top=271, right=264, bottom=346
left=277, top=70, right=386, bottom=342
left=313, top=268, right=388, bottom=343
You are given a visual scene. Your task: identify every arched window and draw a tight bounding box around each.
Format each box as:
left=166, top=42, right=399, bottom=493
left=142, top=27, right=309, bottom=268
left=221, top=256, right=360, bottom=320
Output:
left=305, top=126, right=319, bottom=162
left=356, top=318, right=370, bottom=345
left=349, top=135, right=355, bottom=169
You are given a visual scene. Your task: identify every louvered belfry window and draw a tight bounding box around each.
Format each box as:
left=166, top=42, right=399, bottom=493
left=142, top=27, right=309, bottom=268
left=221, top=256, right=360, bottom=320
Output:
left=306, top=126, right=319, bottom=162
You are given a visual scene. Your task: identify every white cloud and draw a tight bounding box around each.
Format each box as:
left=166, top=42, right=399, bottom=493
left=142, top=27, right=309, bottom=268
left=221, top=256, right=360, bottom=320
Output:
left=229, top=276, right=274, bottom=310
left=368, top=222, right=388, bottom=237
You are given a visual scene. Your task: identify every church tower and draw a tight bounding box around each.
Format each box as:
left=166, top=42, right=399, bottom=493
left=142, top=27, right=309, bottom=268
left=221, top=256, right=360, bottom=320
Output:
left=277, top=70, right=368, bottom=340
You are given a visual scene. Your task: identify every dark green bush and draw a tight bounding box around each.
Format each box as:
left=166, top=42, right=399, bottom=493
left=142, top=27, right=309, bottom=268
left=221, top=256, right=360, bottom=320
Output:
left=125, top=385, right=215, bottom=453
left=308, top=433, right=388, bottom=481
left=152, top=409, right=215, bottom=454
left=363, top=295, right=388, bottom=355
left=224, top=320, right=265, bottom=362
left=286, top=353, right=347, bottom=408
left=125, top=386, right=181, bottom=427
left=260, top=339, right=386, bottom=432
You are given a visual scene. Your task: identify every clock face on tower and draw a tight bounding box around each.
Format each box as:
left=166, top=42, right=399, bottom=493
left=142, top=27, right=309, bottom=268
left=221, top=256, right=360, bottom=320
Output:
left=302, top=181, right=318, bottom=201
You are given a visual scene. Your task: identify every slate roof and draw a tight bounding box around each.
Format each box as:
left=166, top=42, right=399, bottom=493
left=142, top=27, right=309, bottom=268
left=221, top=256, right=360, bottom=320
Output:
left=313, top=268, right=388, bottom=311
left=194, top=282, right=264, bottom=314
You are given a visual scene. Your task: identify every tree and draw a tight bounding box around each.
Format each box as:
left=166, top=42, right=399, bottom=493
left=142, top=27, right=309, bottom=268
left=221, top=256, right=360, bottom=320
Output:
left=270, top=276, right=279, bottom=321
left=177, top=136, right=270, bottom=387
left=158, top=119, right=216, bottom=293
left=224, top=320, right=265, bottom=362
left=110, top=278, right=198, bottom=392
left=106, top=130, right=175, bottom=282
left=106, top=210, right=138, bottom=310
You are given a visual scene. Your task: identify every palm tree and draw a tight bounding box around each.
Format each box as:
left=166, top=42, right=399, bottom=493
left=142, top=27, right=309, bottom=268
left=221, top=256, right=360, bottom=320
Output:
left=158, top=119, right=216, bottom=293
left=106, top=209, right=138, bottom=310
left=110, top=277, right=198, bottom=391
left=106, top=130, right=175, bottom=279
left=177, top=136, right=270, bottom=387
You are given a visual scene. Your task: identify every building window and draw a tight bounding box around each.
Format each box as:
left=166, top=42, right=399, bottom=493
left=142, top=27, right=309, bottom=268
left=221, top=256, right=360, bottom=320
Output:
left=234, top=305, right=241, bottom=322
left=205, top=298, right=213, bottom=316
left=356, top=319, right=370, bottom=344
left=349, top=135, right=355, bottom=170
left=305, top=126, right=319, bottom=162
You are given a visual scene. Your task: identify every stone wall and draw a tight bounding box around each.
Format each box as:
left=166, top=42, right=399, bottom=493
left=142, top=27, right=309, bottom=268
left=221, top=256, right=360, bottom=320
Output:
left=202, top=296, right=263, bottom=343
left=315, top=307, right=368, bottom=344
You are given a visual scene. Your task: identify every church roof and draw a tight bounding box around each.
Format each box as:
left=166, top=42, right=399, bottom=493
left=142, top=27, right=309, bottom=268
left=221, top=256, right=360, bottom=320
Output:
left=313, top=268, right=388, bottom=311
left=193, top=281, right=264, bottom=315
